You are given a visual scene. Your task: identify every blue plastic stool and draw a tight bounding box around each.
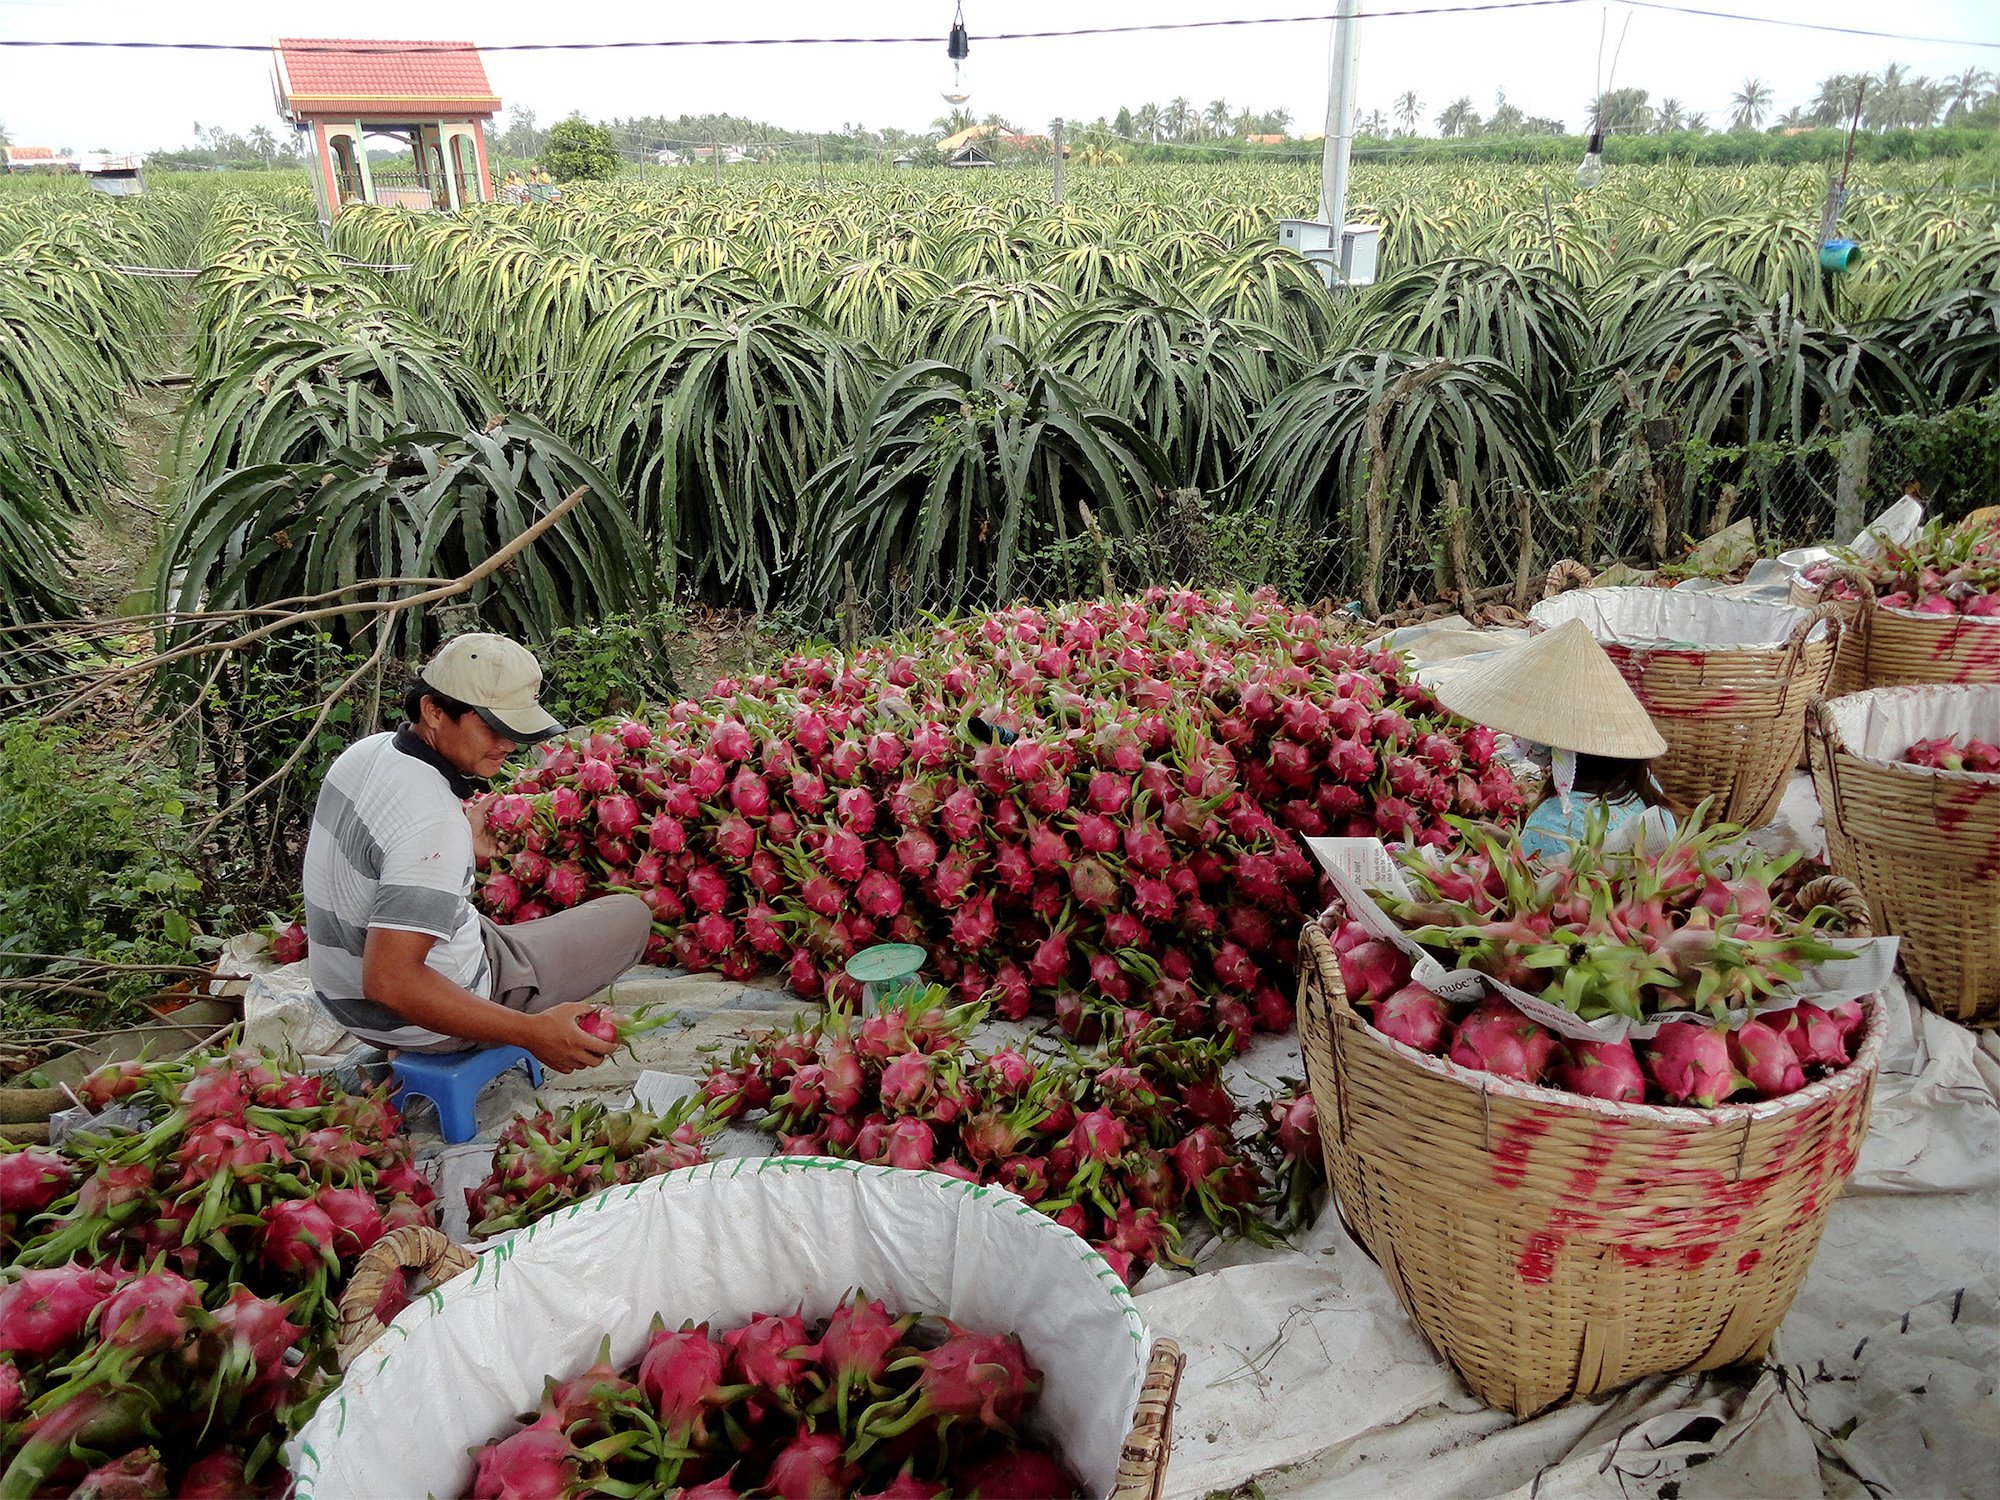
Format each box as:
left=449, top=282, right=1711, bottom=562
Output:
left=389, top=1045, right=543, bottom=1144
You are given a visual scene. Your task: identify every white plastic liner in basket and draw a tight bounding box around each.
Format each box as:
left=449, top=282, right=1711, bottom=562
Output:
left=1530, top=587, right=1829, bottom=651
left=1823, top=683, right=2000, bottom=774
left=290, top=1159, right=1151, bottom=1500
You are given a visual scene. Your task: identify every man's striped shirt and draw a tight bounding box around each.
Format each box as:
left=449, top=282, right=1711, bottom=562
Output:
left=303, top=730, right=491, bottom=1042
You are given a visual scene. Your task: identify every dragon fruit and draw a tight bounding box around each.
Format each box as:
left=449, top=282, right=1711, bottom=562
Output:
left=1446, top=1002, right=1557, bottom=1083
left=1550, top=1038, right=1646, bottom=1102
left=1368, top=983, right=1451, bottom=1053
left=0, top=1263, right=118, bottom=1360
left=1641, top=1022, right=1736, bottom=1107
left=1730, top=1019, right=1806, bottom=1098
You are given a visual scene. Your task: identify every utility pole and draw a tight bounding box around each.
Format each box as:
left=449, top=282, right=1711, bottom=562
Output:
left=712, top=138, right=721, bottom=188
left=1319, top=0, right=1361, bottom=231
left=1051, top=118, right=1065, bottom=206
left=816, top=137, right=826, bottom=191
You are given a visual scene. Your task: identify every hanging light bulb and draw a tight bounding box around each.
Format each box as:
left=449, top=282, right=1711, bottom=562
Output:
left=943, top=3, right=971, bottom=105
left=1575, top=126, right=1604, bottom=190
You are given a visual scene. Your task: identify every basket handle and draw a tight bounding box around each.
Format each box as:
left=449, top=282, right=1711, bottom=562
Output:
left=1818, top=563, right=1876, bottom=607
left=1789, top=874, right=1872, bottom=937
left=1779, top=599, right=1845, bottom=684
left=1110, top=1337, right=1185, bottom=1500
left=335, top=1225, right=476, bottom=1369
left=1542, top=559, right=1593, bottom=599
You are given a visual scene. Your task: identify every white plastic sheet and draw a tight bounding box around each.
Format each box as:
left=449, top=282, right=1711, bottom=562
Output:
left=1530, top=587, right=1827, bottom=651
left=290, top=1159, right=1153, bottom=1500
left=1822, top=683, right=2000, bottom=770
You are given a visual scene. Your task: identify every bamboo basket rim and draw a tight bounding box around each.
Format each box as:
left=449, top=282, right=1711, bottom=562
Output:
left=1109, top=1336, right=1184, bottom=1500
left=1300, top=921, right=1888, bottom=1130
left=1811, top=686, right=2000, bottom=782
left=335, top=1224, right=476, bottom=1369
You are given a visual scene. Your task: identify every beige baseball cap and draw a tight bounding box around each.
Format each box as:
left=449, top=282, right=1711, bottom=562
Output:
left=420, top=634, right=562, bottom=743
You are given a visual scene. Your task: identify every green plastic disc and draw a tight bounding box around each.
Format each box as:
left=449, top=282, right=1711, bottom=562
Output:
left=844, top=943, right=928, bottom=985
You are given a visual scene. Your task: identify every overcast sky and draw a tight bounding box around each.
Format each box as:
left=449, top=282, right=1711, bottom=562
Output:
left=1, top=0, right=1995, bottom=153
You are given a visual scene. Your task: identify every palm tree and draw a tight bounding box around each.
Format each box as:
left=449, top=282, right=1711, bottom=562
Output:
left=1729, top=78, right=1772, bottom=130
left=931, top=108, right=975, bottom=137
left=1360, top=109, right=1388, bottom=137
left=1204, top=100, right=1231, bottom=139
left=1811, top=73, right=1865, bottom=127
left=1944, top=68, right=1992, bottom=120
left=1393, top=91, right=1421, bottom=136
left=1435, top=97, right=1480, bottom=138
left=1685, top=111, right=1710, bottom=133
left=246, top=124, right=279, bottom=168
left=1164, top=97, right=1193, bottom=140
left=1133, top=103, right=1160, bottom=143
left=1655, top=97, right=1686, bottom=133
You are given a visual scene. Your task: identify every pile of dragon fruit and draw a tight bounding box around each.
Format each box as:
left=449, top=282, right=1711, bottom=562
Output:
left=700, top=989, right=1267, bottom=1286
left=466, top=1296, right=1076, bottom=1500
left=0, top=1047, right=436, bottom=1494
left=1902, top=734, right=2000, bottom=773
left=1328, top=813, right=1869, bottom=1106
left=464, top=1096, right=716, bottom=1238
left=476, top=589, right=1522, bottom=1040
left=1801, top=516, right=2000, bottom=615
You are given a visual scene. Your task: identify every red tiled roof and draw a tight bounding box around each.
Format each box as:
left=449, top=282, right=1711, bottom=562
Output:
left=275, top=38, right=499, bottom=115
left=5, top=146, right=58, bottom=162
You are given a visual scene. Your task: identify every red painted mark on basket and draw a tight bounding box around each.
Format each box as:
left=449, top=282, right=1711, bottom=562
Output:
left=1614, top=1244, right=1678, bottom=1268
left=1735, top=1249, right=1762, bottom=1276
left=1517, top=1231, right=1564, bottom=1284
left=1490, top=1115, right=1553, bottom=1190
left=1934, top=787, right=1984, bottom=836
left=1682, top=1242, right=1719, bottom=1269
left=1562, top=1129, right=1620, bottom=1204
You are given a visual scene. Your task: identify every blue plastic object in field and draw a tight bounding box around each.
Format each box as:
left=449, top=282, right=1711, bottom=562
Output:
left=389, top=1045, right=543, bottom=1144
left=1819, top=239, right=1863, bottom=274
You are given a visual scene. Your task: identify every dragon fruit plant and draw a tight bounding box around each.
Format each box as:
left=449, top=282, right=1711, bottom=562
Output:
left=699, top=989, right=1267, bottom=1285
left=1902, top=735, right=2000, bottom=774
left=3, top=1044, right=439, bottom=1462
left=477, top=589, right=1520, bottom=1040
left=463, top=1097, right=721, bottom=1238
left=464, top=1297, right=1080, bottom=1499
left=1801, top=516, right=2000, bottom=616
left=1324, top=809, right=1868, bottom=1106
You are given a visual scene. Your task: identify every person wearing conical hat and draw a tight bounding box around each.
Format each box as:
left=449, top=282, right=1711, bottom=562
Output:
left=1436, top=619, right=1679, bottom=858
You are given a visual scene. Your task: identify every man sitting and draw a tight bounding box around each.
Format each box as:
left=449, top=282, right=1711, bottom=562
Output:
left=303, top=634, right=649, bottom=1073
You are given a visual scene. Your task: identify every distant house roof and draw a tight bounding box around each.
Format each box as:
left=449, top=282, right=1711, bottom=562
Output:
left=935, top=123, right=997, bottom=153
left=274, top=38, right=501, bottom=121
left=4, top=146, right=61, bottom=165
left=1245, top=133, right=1287, bottom=145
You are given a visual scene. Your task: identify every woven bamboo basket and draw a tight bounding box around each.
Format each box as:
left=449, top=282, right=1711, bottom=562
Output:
left=1297, top=921, right=1883, bottom=1418
left=1808, top=568, right=2000, bottom=692
left=329, top=1203, right=1183, bottom=1499
left=1808, top=683, right=2000, bottom=1027
left=1531, top=575, right=1839, bottom=827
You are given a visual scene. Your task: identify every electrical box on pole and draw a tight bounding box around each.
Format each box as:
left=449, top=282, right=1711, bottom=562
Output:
left=1275, top=0, right=1379, bottom=290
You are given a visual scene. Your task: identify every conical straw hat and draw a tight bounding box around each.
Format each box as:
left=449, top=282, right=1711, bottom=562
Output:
left=1436, top=619, right=1668, bottom=758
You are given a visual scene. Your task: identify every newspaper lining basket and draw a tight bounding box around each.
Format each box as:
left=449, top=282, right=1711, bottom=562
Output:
left=1808, top=684, right=2000, bottom=1027
left=1531, top=577, right=1839, bottom=827
left=1810, top=568, right=2000, bottom=692
left=1297, top=921, right=1883, bottom=1418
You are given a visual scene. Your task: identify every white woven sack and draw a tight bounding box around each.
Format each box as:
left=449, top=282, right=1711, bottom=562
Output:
left=290, top=1158, right=1153, bottom=1500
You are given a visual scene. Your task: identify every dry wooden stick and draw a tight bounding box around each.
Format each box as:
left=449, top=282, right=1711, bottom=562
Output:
left=47, top=486, right=591, bottom=724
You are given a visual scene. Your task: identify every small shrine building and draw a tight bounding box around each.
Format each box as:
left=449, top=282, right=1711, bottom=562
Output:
left=273, top=37, right=499, bottom=220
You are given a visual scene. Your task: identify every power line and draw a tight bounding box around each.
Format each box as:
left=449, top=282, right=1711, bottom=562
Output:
left=1, top=0, right=1994, bottom=54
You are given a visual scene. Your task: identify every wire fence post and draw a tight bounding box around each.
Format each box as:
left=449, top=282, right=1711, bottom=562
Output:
left=712, top=139, right=721, bottom=188
left=1583, top=415, right=1604, bottom=566
left=1052, top=118, right=1065, bottom=206
left=1835, top=426, right=1871, bottom=541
